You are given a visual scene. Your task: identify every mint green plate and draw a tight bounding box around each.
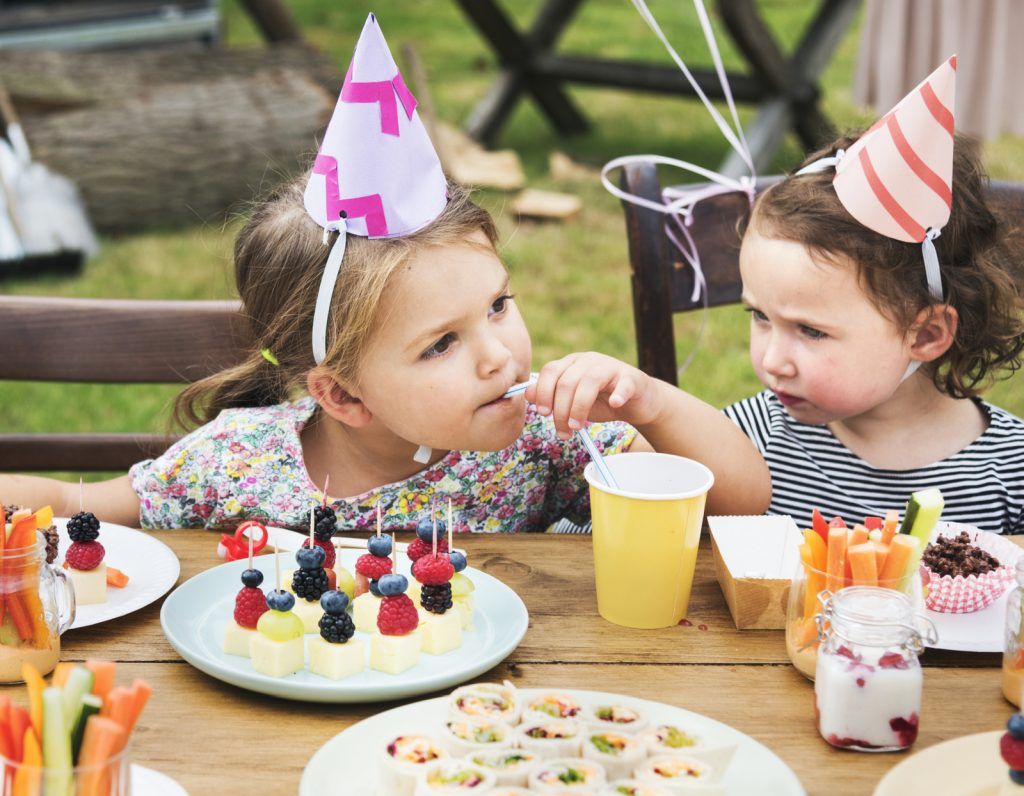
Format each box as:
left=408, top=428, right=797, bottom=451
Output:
left=159, top=550, right=528, bottom=703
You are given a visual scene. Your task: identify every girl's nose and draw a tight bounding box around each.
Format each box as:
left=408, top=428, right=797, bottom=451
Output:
left=476, top=331, right=513, bottom=378
left=762, top=333, right=797, bottom=379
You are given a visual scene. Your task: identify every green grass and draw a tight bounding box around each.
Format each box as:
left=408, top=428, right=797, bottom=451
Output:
left=1, top=0, right=1021, bottom=478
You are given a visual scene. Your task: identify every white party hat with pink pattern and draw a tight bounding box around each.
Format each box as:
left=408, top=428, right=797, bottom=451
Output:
left=306, top=13, right=447, bottom=365
left=799, top=56, right=957, bottom=300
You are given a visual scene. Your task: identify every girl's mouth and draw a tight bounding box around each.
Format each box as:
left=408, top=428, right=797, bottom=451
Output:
left=479, top=395, right=513, bottom=410
left=774, top=390, right=805, bottom=408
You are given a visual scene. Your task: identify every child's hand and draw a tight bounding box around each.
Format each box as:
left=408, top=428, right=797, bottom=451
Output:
left=526, top=352, right=662, bottom=439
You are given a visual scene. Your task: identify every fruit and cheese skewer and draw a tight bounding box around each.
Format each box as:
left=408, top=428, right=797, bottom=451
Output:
left=411, top=515, right=462, bottom=655
left=290, top=510, right=330, bottom=633
left=309, top=588, right=364, bottom=681
left=223, top=533, right=268, bottom=657
left=353, top=506, right=393, bottom=632
left=251, top=545, right=304, bottom=678
left=369, top=543, right=422, bottom=675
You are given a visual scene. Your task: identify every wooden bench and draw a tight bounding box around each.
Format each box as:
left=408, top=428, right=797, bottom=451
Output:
left=619, top=161, right=1024, bottom=385
left=0, top=296, right=248, bottom=471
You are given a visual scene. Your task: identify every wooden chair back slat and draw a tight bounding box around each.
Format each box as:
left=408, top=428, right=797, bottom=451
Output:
left=619, top=163, right=1024, bottom=386
left=0, top=296, right=249, bottom=471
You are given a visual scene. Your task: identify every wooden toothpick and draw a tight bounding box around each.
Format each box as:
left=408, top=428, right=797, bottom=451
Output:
left=248, top=533, right=254, bottom=571
left=448, top=497, right=453, bottom=550
left=376, top=503, right=382, bottom=538
left=432, top=512, right=437, bottom=557
left=274, top=541, right=281, bottom=591
left=309, top=508, right=315, bottom=549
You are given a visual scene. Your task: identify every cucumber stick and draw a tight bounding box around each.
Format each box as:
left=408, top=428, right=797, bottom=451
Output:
left=899, top=488, right=944, bottom=546
left=70, top=694, right=102, bottom=765
left=61, top=667, right=94, bottom=729
left=42, top=687, right=73, bottom=796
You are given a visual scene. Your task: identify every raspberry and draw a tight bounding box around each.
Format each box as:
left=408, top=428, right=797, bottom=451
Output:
left=377, top=594, right=419, bottom=635
left=355, top=553, right=392, bottom=579
left=412, top=553, right=454, bottom=586
left=1002, top=733, right=1024, bottom=770
left=303, top=537, right=335, bottom=569
left=234, top=586, right=268, bottom=629
left=65, top=541, right=105, bottom=571
left=407, top=537, right=448, bottom=562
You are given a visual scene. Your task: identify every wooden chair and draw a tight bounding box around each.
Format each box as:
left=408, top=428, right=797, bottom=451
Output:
left=0, top=296, right=249, bottom=471
left=619, top=161, right=1024, bottom=385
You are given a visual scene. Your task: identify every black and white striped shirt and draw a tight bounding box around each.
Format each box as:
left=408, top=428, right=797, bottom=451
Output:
left=725, top=390, right=1024, bottom=535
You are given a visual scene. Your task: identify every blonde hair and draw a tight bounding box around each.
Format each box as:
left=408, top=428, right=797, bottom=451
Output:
left=174, top=174, right=498, bottom=429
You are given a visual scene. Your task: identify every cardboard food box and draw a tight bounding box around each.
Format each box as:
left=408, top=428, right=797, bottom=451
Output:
left=708, top=515, right=803, bottom=630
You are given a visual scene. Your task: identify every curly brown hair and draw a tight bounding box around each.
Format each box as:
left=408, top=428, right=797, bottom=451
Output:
left=743, top=133, right=1024, bottom=399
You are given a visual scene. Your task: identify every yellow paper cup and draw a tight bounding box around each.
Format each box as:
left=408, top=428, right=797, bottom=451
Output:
left=585, top=452, right=714, bottom=629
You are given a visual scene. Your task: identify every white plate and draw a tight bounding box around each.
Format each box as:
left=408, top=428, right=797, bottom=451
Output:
left=873, top=731, right=1003, bottom=796
left=56, top=519, right=181, bottom=631
left=131, top=764, right=188, bottom=796
left=924, top=522, right=1021, bottom=653
left=299, top=687, right=806, bottom=795
left=159, top=550, right=528, bottom=703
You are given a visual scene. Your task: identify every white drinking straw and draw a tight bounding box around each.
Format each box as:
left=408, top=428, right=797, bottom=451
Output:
left=578, top=428, right=619, bottom=489
left=502, top=373, right=538, bottom=398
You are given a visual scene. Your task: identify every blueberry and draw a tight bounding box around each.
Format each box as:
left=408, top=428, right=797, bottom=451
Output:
left=267, top=589, right=295, bottom=612
left=369, top=579, right=382, bottom=597
left=416, top=517, right=434, bottom=543
left=1011, top=770, right=1024, bottom=785
left=241, top=568, right=264, bottom=588
left=320, top=589, right=350, bottom=615
left=1009, top=714, right=1024, bottom=740
left=449, top=551, right=468, bottom=573
left=296, top=545, right=325, bottom=570
left=378, top=574, right=408, bottom=596
left=367, top=534, right=393, bottom=557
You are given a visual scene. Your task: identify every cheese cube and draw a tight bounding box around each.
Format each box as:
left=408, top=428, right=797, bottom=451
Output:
left=308, top=636, right=365, bottom=680
left=407, top=580, right=422, bottom=606
left=249, top=633, right=305, bottom=678
left=222, top=620, right=256, bottom=657
left=69, top=564, right=107, bottom=605
left=418, top=610, right=462, bottom=655
left=369, top=630, right=421, bottom=675
left=292, top=597, right=324, bottom=634
left=453, top=595, right=474, bottom=630
left=353, top=592, right=383, bottom=633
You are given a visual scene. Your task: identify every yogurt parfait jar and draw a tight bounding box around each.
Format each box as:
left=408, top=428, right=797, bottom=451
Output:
left=813, top=586, right=936, bottom=752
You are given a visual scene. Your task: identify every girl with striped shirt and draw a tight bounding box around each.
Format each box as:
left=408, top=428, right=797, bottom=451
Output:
left=725, top=134, right=1024, bottom=534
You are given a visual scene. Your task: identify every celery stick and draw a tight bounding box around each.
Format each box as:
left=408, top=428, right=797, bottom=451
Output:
left=42, top=686, right=73, bottom=796
left=61, top=667, right=94, bottom=728
left=70, top=694, right=102, bottom=765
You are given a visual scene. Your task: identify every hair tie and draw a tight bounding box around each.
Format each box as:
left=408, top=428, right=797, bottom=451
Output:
left=260, top=348, right=280, bottom=366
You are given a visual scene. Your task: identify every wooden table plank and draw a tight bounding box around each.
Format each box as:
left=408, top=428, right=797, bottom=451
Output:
left=1, top=530, right=1012, bottom=795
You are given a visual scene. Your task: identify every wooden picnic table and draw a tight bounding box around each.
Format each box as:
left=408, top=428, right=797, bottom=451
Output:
left=4, top=530, right=1011, bottom=795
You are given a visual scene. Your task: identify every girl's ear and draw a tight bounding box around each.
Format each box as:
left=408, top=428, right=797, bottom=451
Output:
left=908, top=304, right=958, bottom=363
left=306, top=368, right=373, bottom=428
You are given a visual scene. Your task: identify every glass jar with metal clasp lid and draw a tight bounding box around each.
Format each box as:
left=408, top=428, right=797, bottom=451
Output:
left=813, top=586, right=936, bottom=752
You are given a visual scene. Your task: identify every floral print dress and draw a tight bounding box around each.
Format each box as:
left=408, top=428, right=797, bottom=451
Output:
left=129, top=397, right=636, bottom=533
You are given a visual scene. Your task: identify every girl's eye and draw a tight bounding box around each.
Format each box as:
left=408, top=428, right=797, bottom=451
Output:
left=422, top=333, right=455, bottom=359
left=490, top=294, right=514, bottom=316
left=800, top=325, right=827, bottom=340
left=744, top=307, right=768, bottom=323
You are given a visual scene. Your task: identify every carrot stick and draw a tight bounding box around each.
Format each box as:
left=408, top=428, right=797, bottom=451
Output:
left=9, top=707, right=30, bottom=763
left=848, top=542, right=879, bottom=587
left=127, top=680, right=152, bottom=732
left=13, top=727, right=40, bottom=796
left=77, top=716, right=126, bottom=796
left=20, top=664, right=44, bottom=740
left=826, top=527, right=848, bottom=593
left=50, top=662, right=75, bottom=689
left=795, top=616, right=819, bottom=649
left=84, top=661, right=116, bottom=700
left=850, top=524, right=869, bottom=547
left=8, top=596, right=34, bottom=643
left=105, top=568, right=129, bottom=589
left=873, top=541, right=889, bottom=574
left=802, top=530, right=827, bottom=572
left=879, top=534, right=919, bottom=587
left=7, top=516, right=37, bottom=550
left=881, top=510, right=900, bottom=545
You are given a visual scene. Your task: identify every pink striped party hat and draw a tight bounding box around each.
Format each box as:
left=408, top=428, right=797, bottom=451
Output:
left=833, top=56, right=956, bottom=245
left=304, top=13, right=448, bottom=365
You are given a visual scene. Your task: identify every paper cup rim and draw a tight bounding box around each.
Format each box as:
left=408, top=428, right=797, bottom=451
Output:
left=584, top=452, right=714, bottom=501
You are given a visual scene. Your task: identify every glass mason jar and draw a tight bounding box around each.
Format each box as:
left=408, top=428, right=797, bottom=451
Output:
left=786, top=557, right=923, bottom=680
left=1, top=740, right=131, bottom=795
left=0, top=533, right=76, bottom=682
left=1002, top=559, right=1024, bottom=706
left=813, top=587, right=936, bottom=752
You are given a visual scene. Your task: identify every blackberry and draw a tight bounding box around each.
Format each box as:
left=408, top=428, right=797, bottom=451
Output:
left=420, top=583, right=453, bottom=614
left=43, top=526, right=59, bottom=565
left=66, top=511, right=100, bottom=543
left=319, top=611, right=355, bottom=643
left=292, top=567, right=329, bottom=601
left=313, top=505, right=337, bottom=542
